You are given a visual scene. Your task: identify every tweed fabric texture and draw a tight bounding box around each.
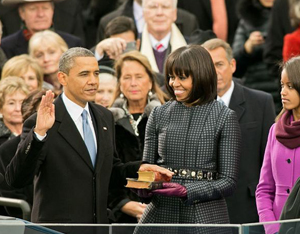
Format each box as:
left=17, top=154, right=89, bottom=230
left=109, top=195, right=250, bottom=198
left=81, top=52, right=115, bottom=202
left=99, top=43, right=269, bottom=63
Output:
left=134, top=100, right=241, bottom=234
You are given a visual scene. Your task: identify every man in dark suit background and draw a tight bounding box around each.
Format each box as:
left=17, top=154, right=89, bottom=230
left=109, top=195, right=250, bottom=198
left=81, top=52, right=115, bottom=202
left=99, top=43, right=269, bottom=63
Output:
left=0, top=0, right=82, bottom=59
left=5, top=47, right=172, bottom=226
left=202, top=38, right=276, bottom=225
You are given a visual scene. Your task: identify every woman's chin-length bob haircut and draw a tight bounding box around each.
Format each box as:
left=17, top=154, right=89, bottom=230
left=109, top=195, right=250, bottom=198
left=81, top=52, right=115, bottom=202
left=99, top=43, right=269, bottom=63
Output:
left=164, top=44, right=217, bottom=106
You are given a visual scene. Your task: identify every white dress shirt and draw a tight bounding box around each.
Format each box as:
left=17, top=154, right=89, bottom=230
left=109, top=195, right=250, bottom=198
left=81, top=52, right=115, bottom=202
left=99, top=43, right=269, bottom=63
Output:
left=149, top=32, right=171, bottom=51
left=217, top=81, right=234, bottom=107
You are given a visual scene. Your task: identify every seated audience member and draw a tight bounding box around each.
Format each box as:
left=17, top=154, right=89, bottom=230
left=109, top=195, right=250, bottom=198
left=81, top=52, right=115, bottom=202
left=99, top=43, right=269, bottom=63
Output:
left=256, top=56, right=300, bottom=234
left=0, top=0, right=82, bottom=59
left=97, top=0, right=199, bottom=42
left=108, top=51, right=167, bottom=231
left=283, top=0, right=300, bottom=61
left=0, top=20, right=7, bottom=78
left=95, top=66, right=117, bottom=108
left=140, top=0, right=187, bottom=74
left=0, top=76, right=29, bottom=146
left=29, top=30, right=68, bottom=94
left=232, top=0, right=275, bottom=98
left=1, top=54, right=45, bottom=91
left=202, top=38, right=275, bottom=225
left=0, top=90, right=48, bottom=218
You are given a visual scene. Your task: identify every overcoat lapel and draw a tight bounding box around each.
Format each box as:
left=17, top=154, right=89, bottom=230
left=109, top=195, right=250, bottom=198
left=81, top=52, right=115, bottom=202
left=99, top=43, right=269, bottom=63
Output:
left=229, top=81, right=245, bottom=121
left=54, top=96, right=94, bottom=170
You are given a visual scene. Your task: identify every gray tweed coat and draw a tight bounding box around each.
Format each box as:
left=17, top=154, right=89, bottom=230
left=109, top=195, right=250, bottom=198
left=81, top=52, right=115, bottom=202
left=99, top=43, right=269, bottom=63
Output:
left=134, top=100, right=241, bottom=234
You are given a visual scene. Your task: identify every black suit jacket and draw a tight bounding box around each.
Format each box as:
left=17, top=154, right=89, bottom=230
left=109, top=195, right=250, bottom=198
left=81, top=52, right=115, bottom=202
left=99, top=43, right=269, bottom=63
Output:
left=225, top=81, right=276, bottom=223
left=5, top=96, right=139, bottom=224
left=177, top=0, right=240, bottom=45
left=97, top=0, right=199, bottom=42
left=1, top=30, right=82, bottom=59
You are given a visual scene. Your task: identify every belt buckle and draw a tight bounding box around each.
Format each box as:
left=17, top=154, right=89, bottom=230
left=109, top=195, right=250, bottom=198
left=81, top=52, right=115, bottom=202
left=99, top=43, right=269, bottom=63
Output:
left=207, top=171, right=213, bottom=181
left=197, top=171, right=203, bottom=180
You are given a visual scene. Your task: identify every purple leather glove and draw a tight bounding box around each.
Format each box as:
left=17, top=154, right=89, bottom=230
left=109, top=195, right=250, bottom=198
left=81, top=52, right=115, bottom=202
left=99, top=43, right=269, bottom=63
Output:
left=151, top=183, right=187, bottom=197
left=131, top=188, right=153, bottom=198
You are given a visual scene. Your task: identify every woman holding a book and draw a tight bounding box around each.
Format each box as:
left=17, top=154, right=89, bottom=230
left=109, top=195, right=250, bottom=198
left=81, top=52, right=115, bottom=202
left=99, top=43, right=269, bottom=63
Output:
left=134, top=45, right=241, bottom=234
left=107, top=51, right=167, bottom=230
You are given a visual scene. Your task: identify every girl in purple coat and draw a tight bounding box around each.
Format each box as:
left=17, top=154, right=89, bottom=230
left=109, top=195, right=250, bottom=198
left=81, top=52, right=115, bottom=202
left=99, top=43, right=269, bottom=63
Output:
left=256, top=56, right=300, bottom=234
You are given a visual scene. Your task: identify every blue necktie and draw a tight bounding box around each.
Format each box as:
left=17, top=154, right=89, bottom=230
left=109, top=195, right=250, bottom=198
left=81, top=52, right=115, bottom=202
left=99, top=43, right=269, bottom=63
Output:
left=218, top=99, right=225, bottom=106
left=82, top=110, right=97, bottom=167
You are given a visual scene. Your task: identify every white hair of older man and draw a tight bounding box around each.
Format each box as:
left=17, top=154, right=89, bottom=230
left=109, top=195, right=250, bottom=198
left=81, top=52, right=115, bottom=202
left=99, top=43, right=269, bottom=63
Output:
left=142, top=0, right=177, bottom=8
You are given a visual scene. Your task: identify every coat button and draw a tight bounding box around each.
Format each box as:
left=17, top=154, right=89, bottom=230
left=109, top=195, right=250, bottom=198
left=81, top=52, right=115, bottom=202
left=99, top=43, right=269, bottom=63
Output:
left=287, top=159, right=291, bottom=163
left=287, top=189, right=290, bottom=194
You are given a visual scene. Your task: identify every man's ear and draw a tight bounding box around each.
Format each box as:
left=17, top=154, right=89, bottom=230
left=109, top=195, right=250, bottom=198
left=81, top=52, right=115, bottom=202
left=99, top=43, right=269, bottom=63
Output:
left=230, top=58, right=236, bottom=74
left=136, top=39, right=141, bottom=50
left=18, top=6, right=26, bottom=21
left=173, top=8, right=177, bottom=22
left=57, top=72, right=67, bottom=86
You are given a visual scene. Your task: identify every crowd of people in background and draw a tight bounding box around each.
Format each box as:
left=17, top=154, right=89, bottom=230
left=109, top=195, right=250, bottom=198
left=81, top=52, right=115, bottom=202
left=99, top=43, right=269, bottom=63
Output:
left=1, top=0, right=300, bottom=234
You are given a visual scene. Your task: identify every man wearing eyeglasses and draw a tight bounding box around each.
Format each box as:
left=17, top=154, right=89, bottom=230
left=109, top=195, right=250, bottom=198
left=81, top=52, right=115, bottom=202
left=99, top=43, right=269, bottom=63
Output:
left=140, top=0, right=187, bottom=74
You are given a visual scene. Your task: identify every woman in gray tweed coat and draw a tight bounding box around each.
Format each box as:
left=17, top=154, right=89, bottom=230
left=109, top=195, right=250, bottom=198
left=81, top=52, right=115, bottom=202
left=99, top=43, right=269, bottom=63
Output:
left=134, top=45, right=241, bottom=234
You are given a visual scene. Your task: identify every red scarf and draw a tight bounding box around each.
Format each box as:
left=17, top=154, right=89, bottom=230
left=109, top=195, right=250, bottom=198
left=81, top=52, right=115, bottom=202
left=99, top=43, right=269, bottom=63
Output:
left=276, top=110, right=300, bottom=149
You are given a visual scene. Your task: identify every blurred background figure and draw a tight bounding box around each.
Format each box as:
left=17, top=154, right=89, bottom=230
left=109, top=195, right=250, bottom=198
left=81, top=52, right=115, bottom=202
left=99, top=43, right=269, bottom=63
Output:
left=29, top=30, right=68, bottom=94
left=283, top=0, right=300, bottom=61
left=108, top=51, right=166, bottom=233
left=256, top=56, right=300, bottom=234
left=94, top=16, right=140, bottom=67
left=232, top=0, right=276, bottom=102
left=264, top=0, right=294, bottom=113
left=0, top=76, right=29, bottom=146
left=0, top=0, right=82, bottom=59
left=177, top=0, right=240, bottom=45
left=1, top=54, right=45, bottom=92
left=0, top=90, right=48, bottom=218
left=0, top=20, right=7, bottom=78
left=94, top=66, right=117, bottom=108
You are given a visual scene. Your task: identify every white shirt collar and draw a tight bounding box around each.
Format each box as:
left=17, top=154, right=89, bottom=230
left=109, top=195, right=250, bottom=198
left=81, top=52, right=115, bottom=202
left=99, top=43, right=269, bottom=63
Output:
left=217, top=81, right=234, bottom=107
left=62, top=93, right=90, bottom=123
left=133, top=1, right=144, bottom=34
left=149, top=32, right=171, bottom=51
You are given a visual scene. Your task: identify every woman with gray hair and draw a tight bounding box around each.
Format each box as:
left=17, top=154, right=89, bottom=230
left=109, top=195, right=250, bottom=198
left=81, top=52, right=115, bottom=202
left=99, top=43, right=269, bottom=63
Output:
left=0, top=76, right=29, bottom=146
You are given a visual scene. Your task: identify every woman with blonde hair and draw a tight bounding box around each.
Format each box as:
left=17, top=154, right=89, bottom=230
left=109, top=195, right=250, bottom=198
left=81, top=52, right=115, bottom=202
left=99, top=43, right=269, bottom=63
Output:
left=0, top=76, right=29, bottom=146
left=29, top=30, right=68, bottom=94
left=2, top=54, right=45, bottom=91
left=108, top=50, right=167, bottom=231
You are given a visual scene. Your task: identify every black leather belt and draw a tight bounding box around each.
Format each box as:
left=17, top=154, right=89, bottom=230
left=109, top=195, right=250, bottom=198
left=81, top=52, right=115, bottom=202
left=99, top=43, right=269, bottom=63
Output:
left=166, top=167, right=218, bottom=181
